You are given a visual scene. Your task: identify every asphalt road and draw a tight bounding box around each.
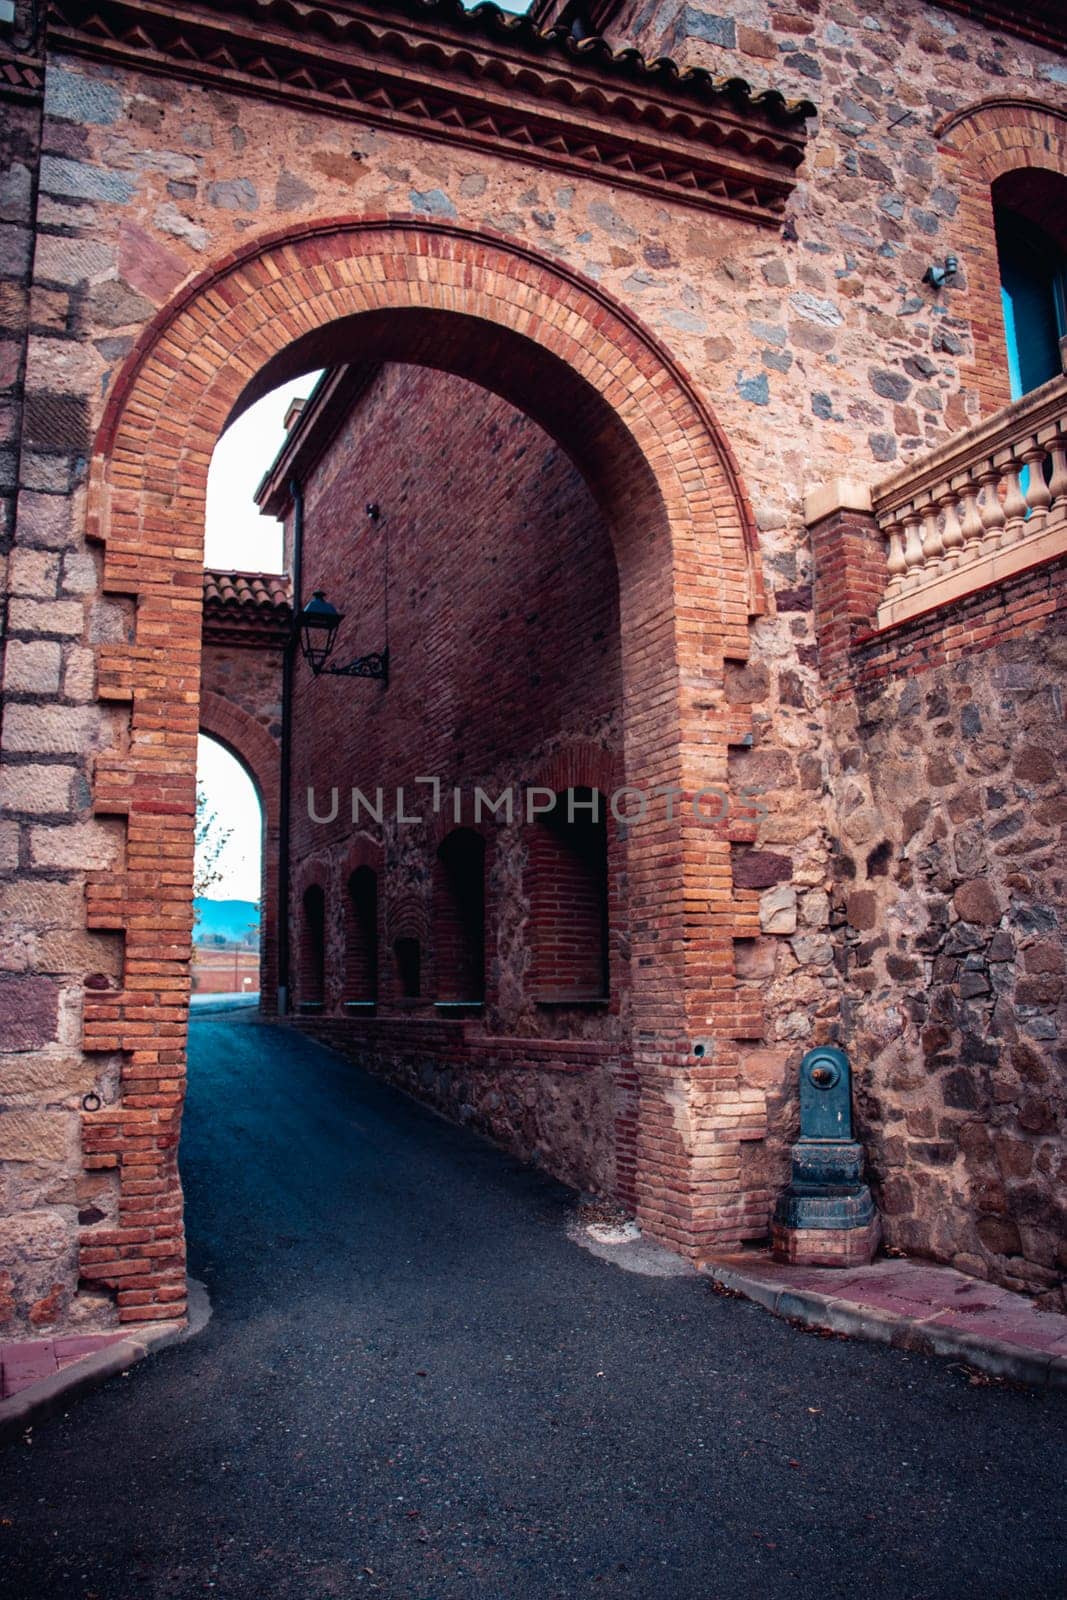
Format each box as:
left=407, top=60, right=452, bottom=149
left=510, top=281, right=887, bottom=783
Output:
left=1, top=1011, right=1064, bottom=1600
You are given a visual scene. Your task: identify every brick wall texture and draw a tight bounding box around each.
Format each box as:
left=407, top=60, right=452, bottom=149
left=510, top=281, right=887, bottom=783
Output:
left=0, top=0, right=1063, bottom=1330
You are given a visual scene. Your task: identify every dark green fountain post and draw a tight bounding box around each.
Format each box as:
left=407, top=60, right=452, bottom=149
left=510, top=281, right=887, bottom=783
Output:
left=772, top=1047, right=881, bottom=1267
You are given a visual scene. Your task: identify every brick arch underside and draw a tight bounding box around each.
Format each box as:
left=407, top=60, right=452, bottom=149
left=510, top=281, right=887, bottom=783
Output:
left=83, top=219, right=764, bottom=1321
left=938, top=101, right=1067, bottom=416
left=197, top=691, right=280, bottom=1016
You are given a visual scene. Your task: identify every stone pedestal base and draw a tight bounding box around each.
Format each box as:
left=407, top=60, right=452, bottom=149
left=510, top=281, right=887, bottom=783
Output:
left=772, top=1214, right=882, bottom=1268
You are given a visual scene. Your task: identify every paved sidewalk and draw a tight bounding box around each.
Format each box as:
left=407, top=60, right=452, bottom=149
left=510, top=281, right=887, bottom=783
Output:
left=0, top=1333, right=128, bottom=1401
left=704, top=1251, right=1067, bottom=1388
left=0, top=1284, right=207, bottom=1444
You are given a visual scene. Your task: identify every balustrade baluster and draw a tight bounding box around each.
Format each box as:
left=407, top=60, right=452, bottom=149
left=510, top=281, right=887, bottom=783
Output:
left=919, top=493, right=945, bottom=572
left=902, top=506, right=924, bottom=588
left=976, top=458, right=1006, bottom=550
left=1018, top=434, right=1051, bottom=530
left=959, top=477, right=985, bottom=555
left=937, top=482, right=964, bottom=569
left=997, top=447, right=1028, bottom=546
left=1046, top=425, right=1067, bottom=515
left=871, top=376, right=1065, bottom=622
left=884, top=511, right=907, bottom=595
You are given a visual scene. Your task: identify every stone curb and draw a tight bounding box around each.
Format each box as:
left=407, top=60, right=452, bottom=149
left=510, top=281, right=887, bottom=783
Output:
left=703, top=1262, right=1067, bottom=1392
left=0, top=1279, right=211, bottom=1446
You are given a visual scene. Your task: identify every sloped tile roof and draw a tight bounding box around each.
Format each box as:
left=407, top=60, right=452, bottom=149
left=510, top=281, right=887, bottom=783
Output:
left=202, top=568, right=292, bottom=645
left=203, top=569, right=291, bottom=612
left=380, top=0, right=817, bottom=124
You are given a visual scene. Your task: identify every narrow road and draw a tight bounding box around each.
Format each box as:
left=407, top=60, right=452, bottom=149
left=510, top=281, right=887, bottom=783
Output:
left=2, top=1011, right=1063, bottom=1599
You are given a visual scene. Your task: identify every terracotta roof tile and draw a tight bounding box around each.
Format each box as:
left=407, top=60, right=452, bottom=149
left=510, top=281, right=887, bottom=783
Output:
left=203, top=568, right=292, bottom=613
left=151, top=0, right=816, bottom=126
left=373, top=0, right=817, bottom=123
left=202, top=569, right=292, bottom=646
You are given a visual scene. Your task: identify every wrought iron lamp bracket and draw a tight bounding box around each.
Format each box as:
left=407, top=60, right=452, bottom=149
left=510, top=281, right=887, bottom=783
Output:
left=316, top=648, right=389, bottom=684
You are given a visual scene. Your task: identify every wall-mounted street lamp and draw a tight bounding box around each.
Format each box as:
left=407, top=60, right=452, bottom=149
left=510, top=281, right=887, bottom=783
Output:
left=922, top=254, right=959, bottom=290
left=297, top=590, right=389, bottom=682
left=296, top=500, right=389, bottom=685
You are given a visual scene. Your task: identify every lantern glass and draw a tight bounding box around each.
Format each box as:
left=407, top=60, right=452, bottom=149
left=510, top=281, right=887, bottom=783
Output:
left=298, top=590, right=343, bottom=674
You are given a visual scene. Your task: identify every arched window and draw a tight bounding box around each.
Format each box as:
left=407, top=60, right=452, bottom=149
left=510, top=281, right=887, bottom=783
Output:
left=433, top=828, right=486, bottom=1005
left=344, top=867, right=378, bottom=1006
left=394, top=936, right=422, bottom=1000
left=528, top=788, right=609, bottom=1002
left=300, top=883, right=326, bottom=1010
left=994, top=170, right=1067, bottom=401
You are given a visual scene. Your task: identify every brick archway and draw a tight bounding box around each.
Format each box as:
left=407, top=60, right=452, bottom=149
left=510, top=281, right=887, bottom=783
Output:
left=197, top=691, right=280, bottom=1014
left=85, top=217, right=763, bottom=1322
left=937, top=100, right=1067, bottom=415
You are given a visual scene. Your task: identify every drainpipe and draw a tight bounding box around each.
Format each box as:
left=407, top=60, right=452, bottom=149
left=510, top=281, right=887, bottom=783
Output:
left=277, top=476, right=305, bottom=1015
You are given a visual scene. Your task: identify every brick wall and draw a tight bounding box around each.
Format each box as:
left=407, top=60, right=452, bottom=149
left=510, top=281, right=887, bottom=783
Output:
left=191, top=947, right=258, bottom=996
left=200, top=644, right=282, bottom=746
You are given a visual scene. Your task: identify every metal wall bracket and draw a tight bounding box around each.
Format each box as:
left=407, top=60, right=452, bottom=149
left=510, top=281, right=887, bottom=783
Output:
left=318, top=648, right=389, bottom=684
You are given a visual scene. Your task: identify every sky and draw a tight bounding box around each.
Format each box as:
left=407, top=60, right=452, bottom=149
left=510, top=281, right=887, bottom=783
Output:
left=197, top=733, right=263, bottom=903
left=198, top=376, right=322, bottom=902
left=204, top=375, right=317, bottom=573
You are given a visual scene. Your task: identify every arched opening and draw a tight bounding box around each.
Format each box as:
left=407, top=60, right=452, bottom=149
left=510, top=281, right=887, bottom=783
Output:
left=993, top=170, right=1067, bottom=399
left=299, top=884, right=327, bottom=1012
left=345, top=867, right=379, bottom=1008
left=197, top=693, right=283, bottom=1016
left=393, top=937, right=422, bottom=1001
left=938, top=102, right=1067, bottom=413
left=192, top=734, right=264, bottom=1001
left=85, top=220, right=760, bottom=1318
left=527, top=789, right=609, bottom=1004
left=433, top=829, right=486, bottom=1007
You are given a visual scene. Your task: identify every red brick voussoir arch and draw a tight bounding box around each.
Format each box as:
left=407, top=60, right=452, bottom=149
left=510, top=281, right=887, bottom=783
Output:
left=83, top=217, right=762, bottom=1322
left=197, top=691, right=281, bottom=1016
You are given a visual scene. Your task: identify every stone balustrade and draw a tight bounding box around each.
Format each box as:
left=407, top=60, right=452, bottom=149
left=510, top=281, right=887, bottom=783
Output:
left=872, top=373, right=1067, bottom=628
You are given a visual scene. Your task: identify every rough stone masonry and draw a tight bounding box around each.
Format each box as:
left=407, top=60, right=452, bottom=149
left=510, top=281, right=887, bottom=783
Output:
left=0, top=0, right=1064, bottom=1335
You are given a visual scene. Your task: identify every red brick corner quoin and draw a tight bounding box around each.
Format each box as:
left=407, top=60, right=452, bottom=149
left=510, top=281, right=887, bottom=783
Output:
left=84, top=217, right=765, bottom=1321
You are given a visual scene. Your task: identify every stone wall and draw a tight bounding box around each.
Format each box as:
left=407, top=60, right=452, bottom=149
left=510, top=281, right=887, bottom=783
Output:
left=609, top=0, right=1065, bottom=432
left=820, top=557, right=1067, bottom=1304
left=302, top=1018, right=621, bottom=1200
left=200, top=643, right=283, bottom=749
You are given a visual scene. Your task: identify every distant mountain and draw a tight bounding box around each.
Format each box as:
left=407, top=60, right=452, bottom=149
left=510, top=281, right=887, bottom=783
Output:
left=193, top=898, right=260, bottom=947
